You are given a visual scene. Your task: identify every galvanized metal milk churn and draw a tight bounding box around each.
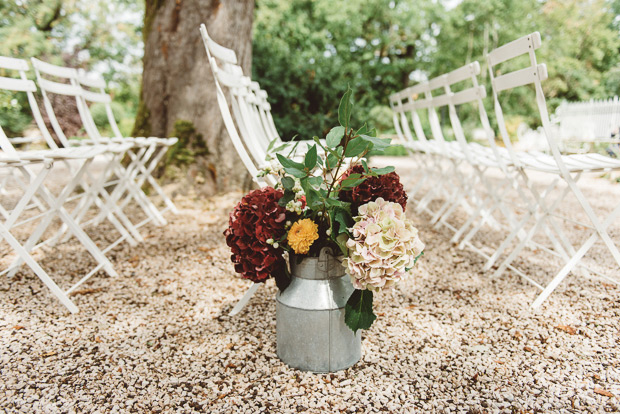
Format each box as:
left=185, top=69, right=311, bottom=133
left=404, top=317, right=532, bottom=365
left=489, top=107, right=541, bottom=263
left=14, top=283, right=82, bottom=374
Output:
left=276, top=247, right=361, bottom=372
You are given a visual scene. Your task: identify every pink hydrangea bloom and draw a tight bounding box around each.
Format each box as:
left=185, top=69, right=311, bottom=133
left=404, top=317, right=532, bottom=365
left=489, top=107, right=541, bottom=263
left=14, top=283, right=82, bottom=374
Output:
left=344, top=198, right=424, bottom=291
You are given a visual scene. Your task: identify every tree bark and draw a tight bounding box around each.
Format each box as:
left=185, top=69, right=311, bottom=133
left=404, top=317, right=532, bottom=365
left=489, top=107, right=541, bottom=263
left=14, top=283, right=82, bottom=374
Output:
left=134, top=0, right=255, bottom=195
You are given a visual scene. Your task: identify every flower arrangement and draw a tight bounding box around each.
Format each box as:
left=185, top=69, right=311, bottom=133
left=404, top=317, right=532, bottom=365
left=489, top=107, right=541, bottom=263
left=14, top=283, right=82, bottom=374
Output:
left=225, top=88, right=424, bottom=332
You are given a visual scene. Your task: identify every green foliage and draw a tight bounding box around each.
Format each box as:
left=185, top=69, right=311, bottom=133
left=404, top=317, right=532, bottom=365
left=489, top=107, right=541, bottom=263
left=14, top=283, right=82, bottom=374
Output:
left=0, top=0, right=143, bottom=137
left=90, top=101, right=125, bottom=126
left=0, top=91, right=32, bottom=137
left=344, top=290, right=377, bottom=333
left=254, top=0, right=620, bottom=140
left=253, top=0, right=440, bottom=141
left=368, top=105, right=395, bottom=135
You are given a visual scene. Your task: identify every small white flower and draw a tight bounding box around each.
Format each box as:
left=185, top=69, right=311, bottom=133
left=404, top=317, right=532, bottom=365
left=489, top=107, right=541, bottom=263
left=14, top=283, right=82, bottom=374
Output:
left=326, top=228, right=332, bottom=236
left=317, top=211, right=323, bottom=217
left=273, top=242, right=279, bottom=249
left=266, top=238, right=274, bottom=245
left=286, top=221, right=292, bottom=227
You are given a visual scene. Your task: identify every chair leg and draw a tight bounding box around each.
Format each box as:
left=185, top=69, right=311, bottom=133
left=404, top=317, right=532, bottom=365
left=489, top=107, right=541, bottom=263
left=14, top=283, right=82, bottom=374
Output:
left=0, top=223, right=79, bottom=313
left=531, top=201, right=620, bottom=308
left=229, top=283, right=261, bottom=316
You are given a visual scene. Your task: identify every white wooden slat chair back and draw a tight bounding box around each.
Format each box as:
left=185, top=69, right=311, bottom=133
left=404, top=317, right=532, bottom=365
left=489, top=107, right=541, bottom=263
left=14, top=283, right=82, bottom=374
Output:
left=30, top=58, right=100, bottom=148
left=200, top=23, right=271, bottom=316
left=217, top=67, right=272, bottom=163
left=76, top=69, right=124, bottom=140
left=73, top=67, right=179, bottom=217
left=200, top=24, right=303, bottom=162
left=200, top=24, right=269, bottom=188
left=390, top=82, right=433, bottom=150
left=0, top=57, right=61, bottom=151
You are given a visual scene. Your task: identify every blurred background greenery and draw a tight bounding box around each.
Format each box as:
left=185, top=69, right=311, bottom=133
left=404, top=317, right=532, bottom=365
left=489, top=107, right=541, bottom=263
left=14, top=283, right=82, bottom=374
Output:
left=2, top=0, right=620, bottom=143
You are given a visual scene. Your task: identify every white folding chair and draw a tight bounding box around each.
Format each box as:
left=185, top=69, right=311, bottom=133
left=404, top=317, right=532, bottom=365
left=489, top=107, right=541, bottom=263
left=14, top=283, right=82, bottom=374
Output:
left=199, top=24, right=275, bottom=315
left=391, top=79, right=479, bottom=222
left=0, top=57, right=134, bottom=312
left=200, top=24, right=315, bottom=166
left=0, top=154, right=82, bottom=313
left=389, top=85, right=435, bottom=201
left=75, top=69, right=179, bottom=218
left=486, top=32, right=620, bottom=307
left=420, top=64, right=520, bottom=240
left=30, top=58, right=167, bottom=235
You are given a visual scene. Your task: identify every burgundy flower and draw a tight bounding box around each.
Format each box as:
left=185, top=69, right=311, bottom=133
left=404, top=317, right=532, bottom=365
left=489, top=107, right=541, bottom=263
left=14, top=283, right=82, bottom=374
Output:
left=224, top=187, right=289, bottom=283
left=339, top=164, right=408, bottom=215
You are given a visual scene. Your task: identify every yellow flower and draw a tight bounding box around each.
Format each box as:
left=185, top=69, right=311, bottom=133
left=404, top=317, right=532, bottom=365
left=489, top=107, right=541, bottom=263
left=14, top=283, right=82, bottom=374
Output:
left=287, top=218, right=319, bottom=255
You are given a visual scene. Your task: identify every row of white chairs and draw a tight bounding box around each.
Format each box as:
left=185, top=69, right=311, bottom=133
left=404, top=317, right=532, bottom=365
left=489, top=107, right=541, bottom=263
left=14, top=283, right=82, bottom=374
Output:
left=200, top=24, right=292, bottom=314
left=200, top=24, right=344, bottom=315
left=390, top=32, right=620, bottom=308
left=0, top=56, right=178, bottom=313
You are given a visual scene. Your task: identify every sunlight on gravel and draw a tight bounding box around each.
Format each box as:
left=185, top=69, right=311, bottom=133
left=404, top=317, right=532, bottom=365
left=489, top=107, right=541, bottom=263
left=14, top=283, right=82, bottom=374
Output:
left=1, top=159, right=619, bottom=413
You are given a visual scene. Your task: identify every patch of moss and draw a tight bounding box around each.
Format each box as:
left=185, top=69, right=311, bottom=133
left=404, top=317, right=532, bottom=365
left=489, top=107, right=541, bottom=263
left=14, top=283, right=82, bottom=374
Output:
left=131, top=98, right=151, bottom=138
left=143, top=0, right=166, bottom=44
left=165, top=119, right=209, bottom=167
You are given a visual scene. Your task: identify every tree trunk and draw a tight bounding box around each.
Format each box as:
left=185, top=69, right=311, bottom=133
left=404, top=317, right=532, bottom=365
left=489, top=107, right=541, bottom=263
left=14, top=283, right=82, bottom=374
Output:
left=134, top=0, right=255, bottom=195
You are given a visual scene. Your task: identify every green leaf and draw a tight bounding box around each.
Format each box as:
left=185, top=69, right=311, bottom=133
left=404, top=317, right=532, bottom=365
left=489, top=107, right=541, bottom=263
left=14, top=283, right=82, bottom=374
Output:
left=355, top=123, right=368, bottom=137
left=333, top=206, right=353, bottom=235
left=345, top=290, right=377, bottom=333
left=284, top=167, right=307, bottom=178
left=308, top=175, right=323, bottom=189
left=278, top=189, right=295, bottom=207
left=359, top=135, right=391, bottom=152
left=304, top=144, right=318, bottom=170
left=266, top=137, right=279, bottom=153
left=285, top=140, right=302, bottom=158
left=276, top=153, right=304, bottom=170
left=326, top=153, right=339, bottom=169
left=371, top=166, right=395, bottom=175
left=344, top=137, right=371, bottom=157
left=274, top=268, right=291, bottom=292
left=334, top=232, right=349, bottom=256
left=339, top=177, right=365, bottom=190
left=361, top=159, right=369, bottom=174
left=324, top=198, right=343, bottom=207
left=326, top=126, right=345, bottom=148
left=271, top=143, right=290, bottom=153
left=300, top=178, right=321, bottom=208
left=338, top=86, right=353, bottom=128
left=281, top=176, right=295, bottom=190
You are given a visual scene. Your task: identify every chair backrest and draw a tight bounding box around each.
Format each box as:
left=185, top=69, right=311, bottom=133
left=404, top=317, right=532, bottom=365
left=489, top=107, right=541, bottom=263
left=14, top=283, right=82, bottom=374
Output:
left=77, top=69, right=125, bottom=139
left=199, top=24, right=270, bottom=187
left=389, top=82, right=432, bottom=148
left=211, top=59, right=271, bottom=165
left=0, top=56, right=60, bottom=155
left=424, top=63, right=486, bottom=159
left=30, top=57, right=100, bottom=147
left=486, top=32, right=566, bottom=170
left=201, top=24, right=281, bottom=148
left=247, top=81, right=279, bottom=143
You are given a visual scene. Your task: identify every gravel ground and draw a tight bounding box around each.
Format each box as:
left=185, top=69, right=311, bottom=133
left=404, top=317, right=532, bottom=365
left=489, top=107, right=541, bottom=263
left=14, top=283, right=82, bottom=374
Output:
left=1, top=157, right=619, bottom=413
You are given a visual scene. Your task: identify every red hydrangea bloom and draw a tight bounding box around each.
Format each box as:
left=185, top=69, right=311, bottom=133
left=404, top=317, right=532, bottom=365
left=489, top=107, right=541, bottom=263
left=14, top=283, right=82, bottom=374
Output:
left=339, top=164, right=408, bottom=215
left=224, top=187, right=289, bottom=283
